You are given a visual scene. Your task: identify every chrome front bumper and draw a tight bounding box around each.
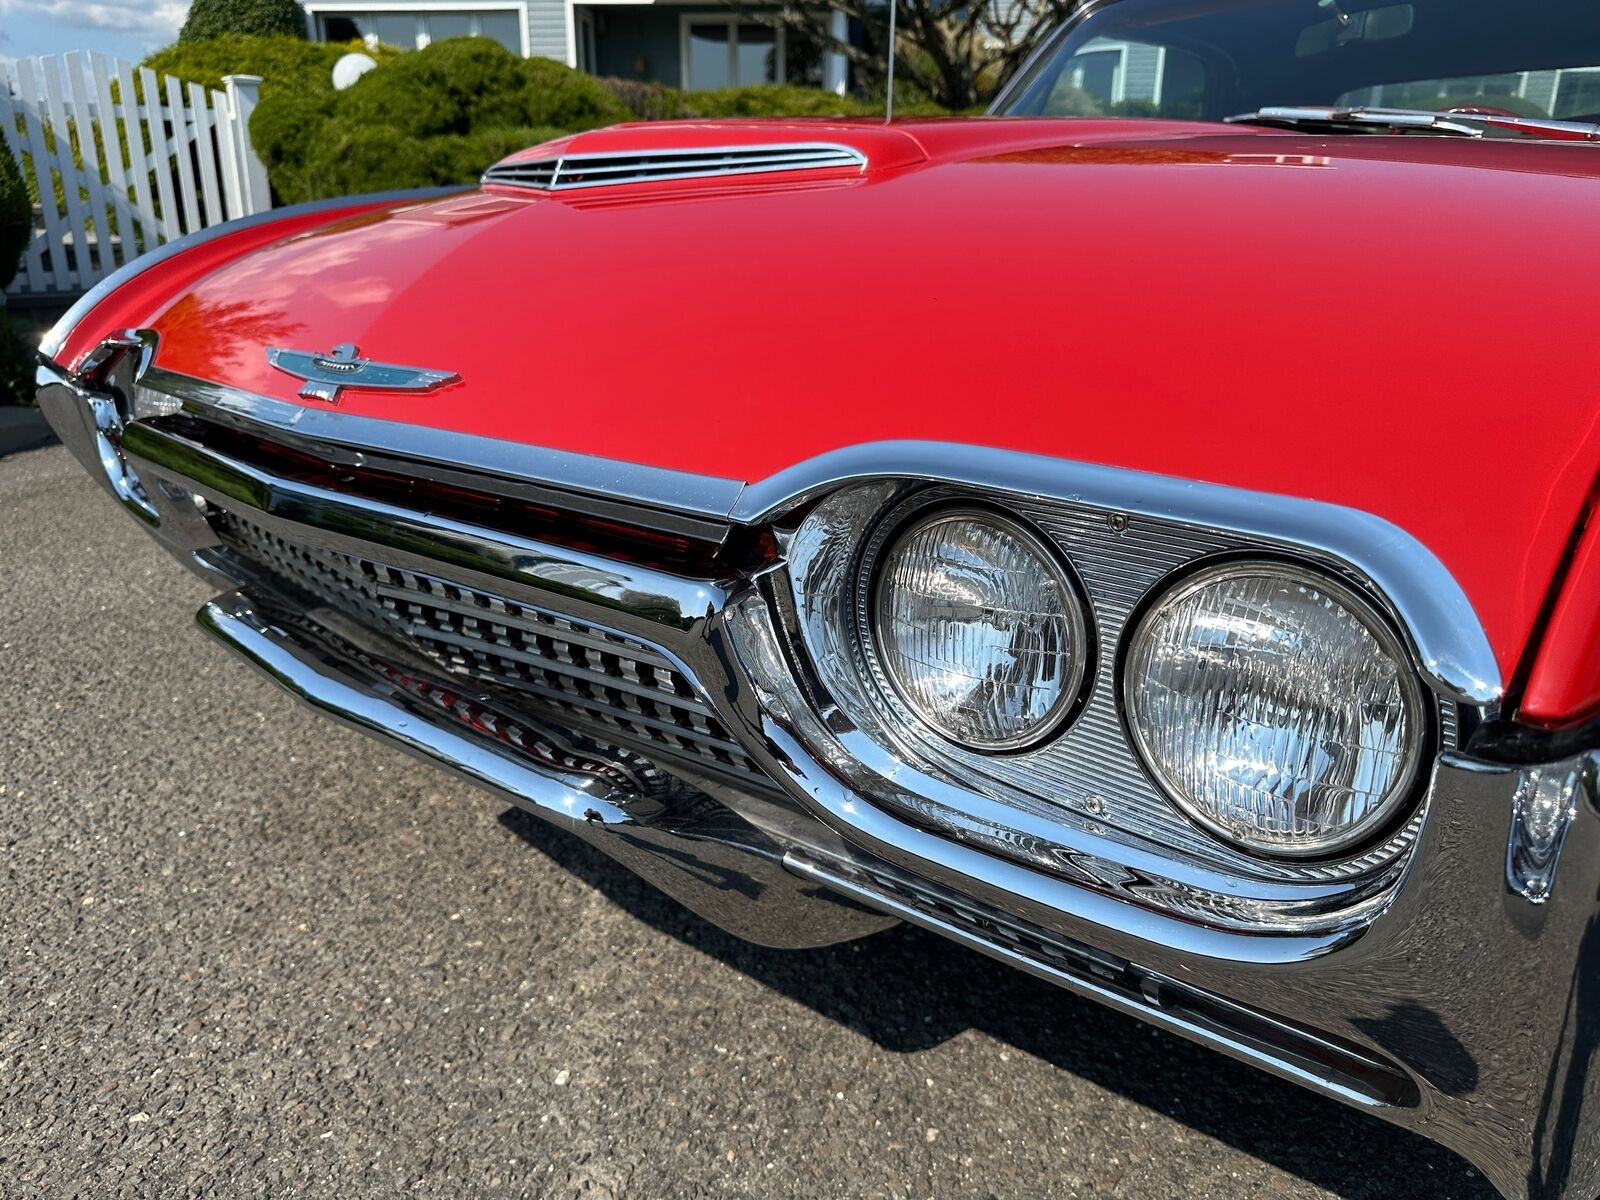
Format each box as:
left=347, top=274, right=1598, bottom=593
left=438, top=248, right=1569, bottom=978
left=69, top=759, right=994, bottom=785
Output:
left=38, top=358, right=1600, bottom=1200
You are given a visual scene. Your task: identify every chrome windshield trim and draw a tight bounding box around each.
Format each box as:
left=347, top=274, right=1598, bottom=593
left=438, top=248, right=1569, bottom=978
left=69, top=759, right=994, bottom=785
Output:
left=39, top=187, right=472, bottom=362
left=116, top=347, right=1500, bottom=707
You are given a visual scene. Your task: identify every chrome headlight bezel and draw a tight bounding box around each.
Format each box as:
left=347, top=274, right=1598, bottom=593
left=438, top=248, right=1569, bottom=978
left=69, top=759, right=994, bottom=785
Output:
left=1121, top=558, right=1432, bottom=860
left=857, top=503, right=1092, bottom=752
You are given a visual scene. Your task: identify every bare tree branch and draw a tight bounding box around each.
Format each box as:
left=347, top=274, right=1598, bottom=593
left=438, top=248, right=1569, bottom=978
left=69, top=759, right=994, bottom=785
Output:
left=713, top=0, right=1076, bottom=109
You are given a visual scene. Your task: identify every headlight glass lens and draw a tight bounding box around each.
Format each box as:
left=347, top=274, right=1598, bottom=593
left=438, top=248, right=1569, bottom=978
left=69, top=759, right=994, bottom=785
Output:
left=871, top=510, right=1087, bottom=750
left=1125, top=564, right=1424, bottom=857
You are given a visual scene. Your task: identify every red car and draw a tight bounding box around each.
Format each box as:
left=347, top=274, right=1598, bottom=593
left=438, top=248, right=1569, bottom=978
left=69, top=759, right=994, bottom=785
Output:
left=33, top=1, right=1600, bottom=1195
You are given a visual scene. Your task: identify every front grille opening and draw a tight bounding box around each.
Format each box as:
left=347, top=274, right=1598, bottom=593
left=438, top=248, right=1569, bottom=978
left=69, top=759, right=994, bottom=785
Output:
left=211, top=510, right=773, bottom=790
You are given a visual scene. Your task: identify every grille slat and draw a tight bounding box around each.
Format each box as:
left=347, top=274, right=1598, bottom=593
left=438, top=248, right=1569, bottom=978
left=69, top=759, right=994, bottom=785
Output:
left=213, top=511, right=771, bottom=790
left=483, top=142, right=868, bottom=192
left=369, top=582, right=679, bottom=669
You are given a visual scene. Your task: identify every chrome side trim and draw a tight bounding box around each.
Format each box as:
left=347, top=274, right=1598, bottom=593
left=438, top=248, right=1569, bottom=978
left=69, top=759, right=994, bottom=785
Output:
left=484, top=143, right=868, bottom=192
left=39, top=187, right=472, bottom=362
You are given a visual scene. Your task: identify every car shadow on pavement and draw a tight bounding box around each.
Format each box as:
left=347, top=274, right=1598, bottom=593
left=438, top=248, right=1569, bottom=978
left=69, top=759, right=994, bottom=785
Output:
left=497, top=807, right=1496, bottom=1200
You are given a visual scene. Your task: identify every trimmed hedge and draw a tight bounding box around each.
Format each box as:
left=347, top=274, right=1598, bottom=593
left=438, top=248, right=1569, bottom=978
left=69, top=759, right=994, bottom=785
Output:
left=180, top=0, right=308, bottom=43
left=0, top=136, right=28, bottom=292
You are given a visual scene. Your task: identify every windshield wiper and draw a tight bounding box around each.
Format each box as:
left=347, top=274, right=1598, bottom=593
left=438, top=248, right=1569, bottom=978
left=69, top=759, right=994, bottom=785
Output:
left=1226, top=106, right=1600, bottom=142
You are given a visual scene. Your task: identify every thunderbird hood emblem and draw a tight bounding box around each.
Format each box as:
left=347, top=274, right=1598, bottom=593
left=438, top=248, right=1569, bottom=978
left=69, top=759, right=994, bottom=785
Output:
left=266, top=344, right=461, bottom=403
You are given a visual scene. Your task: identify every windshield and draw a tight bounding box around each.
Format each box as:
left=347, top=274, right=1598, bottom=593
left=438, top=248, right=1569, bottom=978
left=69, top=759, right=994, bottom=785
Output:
left=997, top=0, right=1600, bottom=125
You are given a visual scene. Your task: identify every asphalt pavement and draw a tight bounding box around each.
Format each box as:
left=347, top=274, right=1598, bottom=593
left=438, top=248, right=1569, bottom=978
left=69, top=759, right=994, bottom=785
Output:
left=1, top=441, right=1498, bottom=1199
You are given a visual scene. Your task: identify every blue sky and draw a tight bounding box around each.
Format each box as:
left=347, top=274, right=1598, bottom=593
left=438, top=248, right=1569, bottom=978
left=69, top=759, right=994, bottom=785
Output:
left=0, top=1, right=190, bottom=62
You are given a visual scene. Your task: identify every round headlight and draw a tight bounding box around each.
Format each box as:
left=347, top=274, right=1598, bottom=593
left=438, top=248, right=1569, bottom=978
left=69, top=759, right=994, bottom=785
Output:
left=870, top=509, right=1088, bottom=751
left=1125, top=562, right=1426, bottom=857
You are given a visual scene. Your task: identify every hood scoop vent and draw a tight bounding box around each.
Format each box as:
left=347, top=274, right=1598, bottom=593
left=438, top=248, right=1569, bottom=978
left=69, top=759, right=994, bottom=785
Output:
left=484, top=143, right=868, bottom=192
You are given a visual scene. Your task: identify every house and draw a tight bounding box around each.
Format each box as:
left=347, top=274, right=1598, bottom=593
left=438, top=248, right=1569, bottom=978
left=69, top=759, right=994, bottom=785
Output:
left=302, top=0, right=851, bottom=92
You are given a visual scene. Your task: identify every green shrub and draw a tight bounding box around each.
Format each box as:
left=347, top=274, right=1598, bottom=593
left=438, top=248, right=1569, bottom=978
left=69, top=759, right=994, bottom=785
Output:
left=300, top=119, right=434, bottom=196
left=247, top=40, right=958, bottom=202
left=519, top=55, right=632, bottom=128
left=599, top=78, right=684, bottom=121
left=0, top=137, right=28, bottom=293
left=337, top=37, right=532, bottom=136
left=179, top=0, right=308, bottom=43
left=0, top=311, right=33, bottom=406
left=144, top=34, right=398, bottom=100
left=336, top=39, right=627, bottom=136
left=254, top=39, right=629, bottom=200
left=423, top=126, right=568, bottom=183
left=676, top=84, right=877, bottom=118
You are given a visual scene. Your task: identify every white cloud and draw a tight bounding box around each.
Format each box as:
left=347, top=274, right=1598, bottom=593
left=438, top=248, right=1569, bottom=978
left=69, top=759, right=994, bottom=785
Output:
left=0, top=0, right=186, bottom=39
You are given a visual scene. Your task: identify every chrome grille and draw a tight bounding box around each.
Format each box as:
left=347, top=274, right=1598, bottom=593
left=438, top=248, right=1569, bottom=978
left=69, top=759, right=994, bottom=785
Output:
left=483, top=143, right=867, bottom=191
left=212, top=512, right=771, bottom=788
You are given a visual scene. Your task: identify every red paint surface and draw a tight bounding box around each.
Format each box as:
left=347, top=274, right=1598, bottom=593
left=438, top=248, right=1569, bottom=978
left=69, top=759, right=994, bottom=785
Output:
left=57, top=118, right=1600, bottom=708
left=1521, top=486, right=1600, bottom=728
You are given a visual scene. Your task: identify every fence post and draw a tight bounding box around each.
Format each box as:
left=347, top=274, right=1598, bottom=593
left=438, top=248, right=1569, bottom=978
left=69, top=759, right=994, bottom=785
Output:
left=222, top=74, right=271, bottom=215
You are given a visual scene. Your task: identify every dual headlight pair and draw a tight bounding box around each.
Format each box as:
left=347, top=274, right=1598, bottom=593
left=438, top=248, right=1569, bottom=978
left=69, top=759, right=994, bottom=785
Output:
left=859, top=507, right=1426, bottom=860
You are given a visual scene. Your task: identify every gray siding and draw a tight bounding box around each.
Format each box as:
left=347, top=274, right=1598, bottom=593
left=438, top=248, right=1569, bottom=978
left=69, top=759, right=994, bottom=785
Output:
left=527, top=0, right=570, bottom=61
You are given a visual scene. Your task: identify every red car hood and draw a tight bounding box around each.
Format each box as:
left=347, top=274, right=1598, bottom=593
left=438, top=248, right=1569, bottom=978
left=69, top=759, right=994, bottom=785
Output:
left=66, top=118, right=1600, bottom=682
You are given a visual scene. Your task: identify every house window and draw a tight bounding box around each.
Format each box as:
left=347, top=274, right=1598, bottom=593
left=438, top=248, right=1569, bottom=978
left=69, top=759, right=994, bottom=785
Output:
left=681, top=16, right=785, bottom=90
left=313, top=9, right=524, bottom=55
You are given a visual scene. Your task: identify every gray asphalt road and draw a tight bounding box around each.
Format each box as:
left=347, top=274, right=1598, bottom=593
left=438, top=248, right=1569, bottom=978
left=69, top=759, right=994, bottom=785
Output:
left=2, top=442, right=1497, bottom=1200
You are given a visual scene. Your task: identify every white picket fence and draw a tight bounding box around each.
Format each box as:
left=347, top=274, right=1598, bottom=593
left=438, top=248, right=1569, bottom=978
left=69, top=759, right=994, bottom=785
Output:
left=0, top=51, right=273, bottom=300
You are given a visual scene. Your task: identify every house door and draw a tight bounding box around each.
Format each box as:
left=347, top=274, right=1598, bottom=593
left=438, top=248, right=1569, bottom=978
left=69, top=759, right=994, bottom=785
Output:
left=576, top=8, right=598, bottom=73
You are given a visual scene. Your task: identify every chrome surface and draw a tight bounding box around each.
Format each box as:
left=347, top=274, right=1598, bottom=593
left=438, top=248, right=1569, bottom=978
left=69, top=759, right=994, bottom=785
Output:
left=737, top=442, right=1503, bottom=709
left=39, top=188, right=470, bottom=362
left=139, top=366, right=741, bottom=542
left=1506, top=758, right=1592, bottom=904
left=197, top=589, right=896, bottom=950
left=865, top=505, right=1091, bottom=751
left=114, top=360, right=1504, bottom=709
left=42, top=338, right=1600, bottom=1199
left=115, top=414, right=728, bottom=635
left=729, top=587, right=1415, bottom=936
left=783, top=850, right=1416, bottom=1108
left=212, top=508, right=770, bottom=790
left=1123, top=559, right=1428, bottom=859
left=265, top=343, right=460, bottom=403
left=784, top=482, right=1452, bottom=907
left=483, top=143, right=868, bottom=192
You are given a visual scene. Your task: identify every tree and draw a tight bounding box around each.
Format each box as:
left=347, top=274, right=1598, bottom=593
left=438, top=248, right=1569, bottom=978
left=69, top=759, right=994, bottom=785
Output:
left=179, top=0, right=309, bottom=43
left=731, top=0, right=1074, bottom=110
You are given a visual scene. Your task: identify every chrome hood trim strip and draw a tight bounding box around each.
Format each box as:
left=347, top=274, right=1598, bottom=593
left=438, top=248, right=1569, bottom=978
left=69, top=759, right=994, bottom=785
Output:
left=126, top=360, right=1501, bottom=707
left=53, top=336, right=1501, bottom=707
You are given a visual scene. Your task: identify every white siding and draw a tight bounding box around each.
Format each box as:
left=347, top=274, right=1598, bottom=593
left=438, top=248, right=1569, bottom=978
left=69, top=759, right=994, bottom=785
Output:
left=1122, top=42, right=1163, bottom=104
